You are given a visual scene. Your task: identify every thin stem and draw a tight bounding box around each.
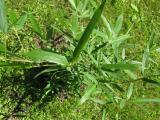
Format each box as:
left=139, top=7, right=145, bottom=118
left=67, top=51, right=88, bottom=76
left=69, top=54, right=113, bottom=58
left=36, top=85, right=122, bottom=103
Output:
left=13, top=28, right=24, bottom=50
left=122, top=74, right=160, bottom=84
left=4, top=35, right=8, bottom=62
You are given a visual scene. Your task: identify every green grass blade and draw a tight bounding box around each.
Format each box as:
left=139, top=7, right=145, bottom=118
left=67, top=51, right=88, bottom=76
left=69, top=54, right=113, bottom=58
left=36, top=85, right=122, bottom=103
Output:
left=102, top=63, right=138, bottom=71
left=71, top=0, right=106, bottom=64
left=22, top=49, right=68, bottom=66
left=0, top=0, right=8, bottom=33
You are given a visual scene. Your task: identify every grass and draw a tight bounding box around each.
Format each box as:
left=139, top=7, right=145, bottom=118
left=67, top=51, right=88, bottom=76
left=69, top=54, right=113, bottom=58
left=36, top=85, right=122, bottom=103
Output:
left=0, top=0, right=160, bottom=119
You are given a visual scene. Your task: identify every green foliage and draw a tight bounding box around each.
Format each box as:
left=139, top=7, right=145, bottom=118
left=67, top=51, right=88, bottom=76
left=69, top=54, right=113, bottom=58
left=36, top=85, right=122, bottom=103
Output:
left=102, top=63, right=138, bottom=71
left=29, top=13, right=44, bottom=39
left=0, top=0, right=8, bottom=33
left=134, top=98, right=160, bottom=103
left=68, top=0, right=77, bottom=10
left=22, top=49, right=68, bottom=66
left=71, top=0, right=106, bottom=63
left=114, top=14, right=123, bottom=34
left=102, top=108, right=107, bottom=120
left=0, top=43, right=6, bottom=52
left=79, top=84, right=97, bottom=104
left=126, top=83, right=134, bottom=100
left=0, top=0, right=160, bottom=119
left=15, top=14, right=28, bottom=30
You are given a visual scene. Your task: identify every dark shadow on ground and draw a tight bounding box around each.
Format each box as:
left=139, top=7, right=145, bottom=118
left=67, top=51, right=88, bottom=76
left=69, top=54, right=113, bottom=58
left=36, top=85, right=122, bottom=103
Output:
left=0, top=65, right=80, bottom=119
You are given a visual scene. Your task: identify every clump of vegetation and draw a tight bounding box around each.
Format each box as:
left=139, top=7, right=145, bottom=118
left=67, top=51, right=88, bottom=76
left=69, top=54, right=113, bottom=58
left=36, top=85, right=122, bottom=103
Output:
left=0, top=0, right=160, bottom=119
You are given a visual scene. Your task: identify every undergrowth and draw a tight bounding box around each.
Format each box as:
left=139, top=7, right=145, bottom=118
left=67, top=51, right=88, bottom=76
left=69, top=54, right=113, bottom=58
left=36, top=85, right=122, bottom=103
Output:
left=0, top=0, right=160, bottom=119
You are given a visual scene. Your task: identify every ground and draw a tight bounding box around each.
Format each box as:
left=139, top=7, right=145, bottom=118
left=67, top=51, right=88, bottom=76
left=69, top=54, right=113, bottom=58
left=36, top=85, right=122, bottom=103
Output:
left=0, top=0, right=160, bottom=119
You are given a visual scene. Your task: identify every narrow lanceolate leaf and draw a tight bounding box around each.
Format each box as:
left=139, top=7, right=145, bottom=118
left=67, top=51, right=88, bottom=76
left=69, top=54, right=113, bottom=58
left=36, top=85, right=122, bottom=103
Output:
left=124, top=70, right=137, bottom=80
left=15, top=14, right=28, bottom=30
left=131, top=4, right=139, bottom=12
left=68, top=0, right=77, bottom=10
left=114, top=14, right=123, bottom=34
left=71, top=0, right=106, bottom=64
left=22, top=49, right=68, bottom=66
left=0, top=0, right=8, bottom=33
left=15, top=14, right=27, bottom=30
left=102, top=63, right=138, bottom=71
left=8, top=10, right=18, bottom=24
left=133, top=98, right=160, bottom=103
left=147, top=32, right=155, bottom=49
left=102, top=109, right=107, bottom=120
left=29, top=14, right=44, bottom=39
left=142, top=78, right=160, bottom=86
left=120, top=99, right=126, bottom=109
left=127, top=83, right=134, bottom=99
left=112, top=83, right=124, bottom=92
left=90, top=98, right=106, bottom=104
left=34, top=67, right=58, bottom=78
left=142, top=49, right=149, bottom=75
left=46, top=26, right=54, bottom=40
left=0, top=62, right=31, bottom=68
left=0, top=43, right=6, bottom=52
left=80, top=84, right=96, bottom=104
left=101, top=15, right=113, bottom=35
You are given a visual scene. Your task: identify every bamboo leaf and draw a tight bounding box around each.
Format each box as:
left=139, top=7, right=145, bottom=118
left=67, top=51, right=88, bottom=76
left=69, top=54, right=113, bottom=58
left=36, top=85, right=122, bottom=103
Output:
left=0, top=0, right=8, bottom=33
left=22, top=49, right=68, bottom=66
left=71, top=0, right=106, bottom=64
